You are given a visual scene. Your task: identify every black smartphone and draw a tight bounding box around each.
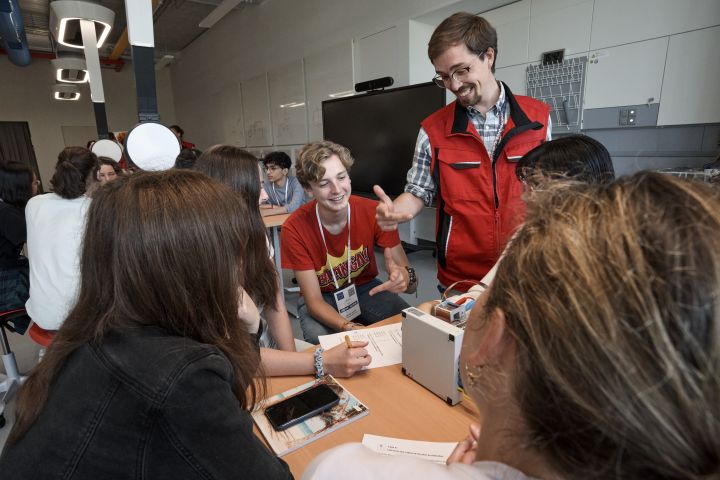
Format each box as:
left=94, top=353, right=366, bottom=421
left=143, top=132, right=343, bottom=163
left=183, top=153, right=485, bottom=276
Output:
left=265, top=383, right=340, bottom=431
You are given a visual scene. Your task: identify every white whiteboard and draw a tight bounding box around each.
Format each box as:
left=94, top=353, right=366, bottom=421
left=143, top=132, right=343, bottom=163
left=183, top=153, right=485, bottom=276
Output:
left=304, top=41, right=354, bottom=142
left=204, top=82, right=245, bottom=147
left=584, top=37, right=667, bottom=110
left=658, top=26, right=720, bottom=126
left=268, top=59, right=308, bottom=146
left=242, top=74, right=272, bottom=147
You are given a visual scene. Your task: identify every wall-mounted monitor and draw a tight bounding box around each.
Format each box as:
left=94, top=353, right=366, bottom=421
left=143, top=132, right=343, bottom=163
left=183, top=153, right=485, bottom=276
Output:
left=322, top=82, right=446, bottom=197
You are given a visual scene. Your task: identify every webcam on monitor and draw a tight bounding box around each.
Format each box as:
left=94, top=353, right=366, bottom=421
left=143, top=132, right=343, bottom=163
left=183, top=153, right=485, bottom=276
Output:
left=354, top=76, right=394, bottom=93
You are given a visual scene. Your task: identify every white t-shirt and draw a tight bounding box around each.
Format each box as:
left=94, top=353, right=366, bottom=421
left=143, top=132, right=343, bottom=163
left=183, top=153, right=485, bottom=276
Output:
left=25, top=193, right=91, bottom=330
left=302, top=443, right=534, bottom=480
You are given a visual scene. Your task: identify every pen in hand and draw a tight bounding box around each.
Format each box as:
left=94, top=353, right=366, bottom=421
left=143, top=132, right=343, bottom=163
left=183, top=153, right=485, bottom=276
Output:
left=344, top=335, right=352, bottom=349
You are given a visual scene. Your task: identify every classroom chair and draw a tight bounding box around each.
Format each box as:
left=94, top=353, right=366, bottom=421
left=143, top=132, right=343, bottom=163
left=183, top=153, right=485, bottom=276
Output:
left=0, top=308, right=30, bottom=428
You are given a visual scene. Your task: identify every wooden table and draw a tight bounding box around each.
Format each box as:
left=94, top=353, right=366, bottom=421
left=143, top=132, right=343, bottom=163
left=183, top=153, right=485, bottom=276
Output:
left=263, top=213, right=291, bottom=293
left=260, top=315, right=479, bottom=477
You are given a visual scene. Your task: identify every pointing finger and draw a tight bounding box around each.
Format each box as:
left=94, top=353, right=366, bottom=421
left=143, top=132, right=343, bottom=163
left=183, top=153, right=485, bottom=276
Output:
left=368, top=279, right=393, bottom=296
left=373, top=185, right=392, bottom=207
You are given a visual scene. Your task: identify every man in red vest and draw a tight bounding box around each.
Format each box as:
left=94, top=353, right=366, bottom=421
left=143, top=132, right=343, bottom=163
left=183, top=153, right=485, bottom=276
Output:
left=375, top=12, right=551, bottom=290
left=169, top=125, right=196, bottom=150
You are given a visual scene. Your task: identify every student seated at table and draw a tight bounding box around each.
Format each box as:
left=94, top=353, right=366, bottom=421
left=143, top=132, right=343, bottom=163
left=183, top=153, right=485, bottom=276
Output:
left=479, top=134, right=616, bottom=287
left=281, top=141, right=417, bottom=345
left=515, top=134, right=615, bottom=187
left=25, top=146, right=97, bottom=331
left=260, top=151, right=306, bottom=216
left=0, top=171, right=292, bottom=479
left=0, top=162, right=35, bottom=332
left=194, top=144, right=371, bottom=377
left=304, top=172, right=720, bottom=480
left=96, top=156, right=121, bottom=186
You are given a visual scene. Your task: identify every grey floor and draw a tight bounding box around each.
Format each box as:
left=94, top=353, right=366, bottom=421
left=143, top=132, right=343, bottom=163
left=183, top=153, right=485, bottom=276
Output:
left=0, top=247, right=440, bottom=453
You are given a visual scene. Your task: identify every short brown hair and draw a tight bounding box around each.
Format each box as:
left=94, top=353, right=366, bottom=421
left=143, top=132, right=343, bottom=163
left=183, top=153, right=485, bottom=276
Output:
left=485, top=172, right=720, bottom=479
left=295, top=141, right=354, bottom=189
left=428, top=12, right=498, bottom=73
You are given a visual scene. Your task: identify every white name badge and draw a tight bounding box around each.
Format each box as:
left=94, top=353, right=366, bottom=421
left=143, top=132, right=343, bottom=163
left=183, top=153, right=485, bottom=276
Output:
left=333, top=283, right=361, bottom=320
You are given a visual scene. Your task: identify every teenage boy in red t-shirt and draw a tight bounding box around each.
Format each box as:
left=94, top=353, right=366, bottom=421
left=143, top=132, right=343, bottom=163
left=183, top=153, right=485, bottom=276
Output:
left=281, top=141, right=418, bottom=344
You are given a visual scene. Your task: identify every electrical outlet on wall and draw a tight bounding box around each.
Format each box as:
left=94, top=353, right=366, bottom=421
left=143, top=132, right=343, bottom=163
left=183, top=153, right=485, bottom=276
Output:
left=619, top=108, right=637, bottom=126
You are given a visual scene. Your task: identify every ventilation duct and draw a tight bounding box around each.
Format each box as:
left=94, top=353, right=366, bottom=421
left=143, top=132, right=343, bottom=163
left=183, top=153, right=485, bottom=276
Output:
left=0, top=0, right=31, bottom=66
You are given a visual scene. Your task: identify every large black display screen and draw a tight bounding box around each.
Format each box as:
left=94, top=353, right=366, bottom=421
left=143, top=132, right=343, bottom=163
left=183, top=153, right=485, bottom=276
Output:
left=322, top=82, right=446, bottom=197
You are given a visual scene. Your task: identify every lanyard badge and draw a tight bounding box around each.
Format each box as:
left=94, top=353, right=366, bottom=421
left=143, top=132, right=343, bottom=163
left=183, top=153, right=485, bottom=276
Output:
left=271, top=181, right=288, bottom=206
left=316, top=202, right=361, bottom=320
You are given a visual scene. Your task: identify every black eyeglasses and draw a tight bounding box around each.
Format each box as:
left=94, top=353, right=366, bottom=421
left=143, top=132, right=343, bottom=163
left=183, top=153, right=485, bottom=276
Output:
left=432, top=52, right=487, bottom=89
left=433, top=66, right=471, bottom=88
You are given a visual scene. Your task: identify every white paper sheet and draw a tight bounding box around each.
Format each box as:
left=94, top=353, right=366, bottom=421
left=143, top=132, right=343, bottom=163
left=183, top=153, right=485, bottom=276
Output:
left=362, top=434, right=457, bottom=464
left=318, top=323, right=402, bottom=369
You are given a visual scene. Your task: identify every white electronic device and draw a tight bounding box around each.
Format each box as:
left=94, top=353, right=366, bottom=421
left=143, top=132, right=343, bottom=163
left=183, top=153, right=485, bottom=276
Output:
left=401, top=306, right=465, bottom=405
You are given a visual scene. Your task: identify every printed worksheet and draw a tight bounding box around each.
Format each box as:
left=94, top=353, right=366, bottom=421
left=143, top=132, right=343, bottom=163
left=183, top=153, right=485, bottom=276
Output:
left=318, top=323, right=402, bottom=369
left=362, top=434, right=457, bottom=464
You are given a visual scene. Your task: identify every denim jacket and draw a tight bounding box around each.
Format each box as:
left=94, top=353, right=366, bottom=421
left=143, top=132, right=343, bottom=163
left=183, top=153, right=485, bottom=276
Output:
left=0, top=327, right=293, bottom=480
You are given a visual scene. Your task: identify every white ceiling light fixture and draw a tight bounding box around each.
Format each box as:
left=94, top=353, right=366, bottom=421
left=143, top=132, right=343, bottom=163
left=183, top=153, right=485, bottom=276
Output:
left=51, top=55, right=88, bottom=83
left=49, top=1, right=115, bottom=49
left=53, top=83, right=81, bottom=101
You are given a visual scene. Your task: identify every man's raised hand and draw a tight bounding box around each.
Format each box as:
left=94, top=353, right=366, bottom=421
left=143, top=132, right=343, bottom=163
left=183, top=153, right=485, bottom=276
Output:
left=374, top=185, right=413, bottom=231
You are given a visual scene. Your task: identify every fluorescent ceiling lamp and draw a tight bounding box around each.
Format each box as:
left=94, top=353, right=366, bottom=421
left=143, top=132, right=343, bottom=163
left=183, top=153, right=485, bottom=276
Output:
left=279, top=102, right=305, bottom=108
left=53, top=83, right=81, bottom=101
left=199, top=0, right=243, bottom=28
left=49, top=1, right=115, bottom=48
left=52, top=56, right=88, bottom=83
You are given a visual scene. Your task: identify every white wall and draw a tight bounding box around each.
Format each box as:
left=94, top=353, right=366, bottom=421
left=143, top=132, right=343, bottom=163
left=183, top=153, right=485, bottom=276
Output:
left=170, top=0, right=507, bottom=149
left=0, top=56, right=176, bottom=188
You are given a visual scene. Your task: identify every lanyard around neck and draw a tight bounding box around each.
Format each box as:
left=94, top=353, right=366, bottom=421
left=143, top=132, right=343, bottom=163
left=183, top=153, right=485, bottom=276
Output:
left=271, top=179, right=288, bottom=205
left=315, top=202, right=351, bottom=290
left=489, top=107, right=505, bottom=160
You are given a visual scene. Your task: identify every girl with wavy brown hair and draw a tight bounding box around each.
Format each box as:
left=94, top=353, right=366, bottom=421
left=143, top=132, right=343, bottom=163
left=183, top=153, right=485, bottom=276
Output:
left=306, top=172, right=720, bottom=480
left=0, top=170, right=292, bottom=479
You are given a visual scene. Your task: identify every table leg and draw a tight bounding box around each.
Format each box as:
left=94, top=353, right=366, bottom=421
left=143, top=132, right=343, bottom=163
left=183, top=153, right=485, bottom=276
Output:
left=270, top=226, right=284, bottom=294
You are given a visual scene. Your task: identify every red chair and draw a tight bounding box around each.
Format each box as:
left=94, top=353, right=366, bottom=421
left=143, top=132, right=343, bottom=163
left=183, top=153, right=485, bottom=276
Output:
left=28, top=323, right=56, bottom=348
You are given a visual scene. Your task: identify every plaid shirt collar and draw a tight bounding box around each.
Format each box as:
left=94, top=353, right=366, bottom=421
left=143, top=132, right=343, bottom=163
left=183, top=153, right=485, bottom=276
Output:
left=466, top=81, right=506, bottom=119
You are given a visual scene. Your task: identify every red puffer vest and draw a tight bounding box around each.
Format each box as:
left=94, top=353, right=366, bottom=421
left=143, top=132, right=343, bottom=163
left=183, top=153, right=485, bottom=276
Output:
left=422, top=82, right=550, bottom=288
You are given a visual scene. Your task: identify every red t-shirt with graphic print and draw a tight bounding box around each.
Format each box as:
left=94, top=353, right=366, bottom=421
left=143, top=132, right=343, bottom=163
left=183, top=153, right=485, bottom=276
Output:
left=281, top=195, right=401, bottom=293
